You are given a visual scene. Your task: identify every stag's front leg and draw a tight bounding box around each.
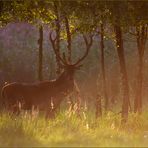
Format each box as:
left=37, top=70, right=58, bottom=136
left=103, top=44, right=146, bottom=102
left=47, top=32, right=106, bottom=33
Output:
left=68, top=82, right=82, bottom=118
left=74, top=80, right=81, bottom=113
left=67, top=94, right=74, bottom=112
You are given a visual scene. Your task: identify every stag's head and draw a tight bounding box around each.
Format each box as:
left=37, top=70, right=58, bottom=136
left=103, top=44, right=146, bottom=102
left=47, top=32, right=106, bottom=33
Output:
left=61, top=62, right=82, bottom=81
left=49, top=31, right=93, bottom=80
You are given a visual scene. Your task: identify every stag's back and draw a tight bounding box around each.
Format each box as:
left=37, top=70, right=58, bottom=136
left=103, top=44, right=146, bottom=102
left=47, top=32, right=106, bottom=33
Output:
left=1, top=81, right=54, bottom=108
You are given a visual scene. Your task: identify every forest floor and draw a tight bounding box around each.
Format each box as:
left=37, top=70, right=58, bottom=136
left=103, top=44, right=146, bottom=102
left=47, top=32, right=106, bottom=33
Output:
left=0, top=108, right=148, bottom=147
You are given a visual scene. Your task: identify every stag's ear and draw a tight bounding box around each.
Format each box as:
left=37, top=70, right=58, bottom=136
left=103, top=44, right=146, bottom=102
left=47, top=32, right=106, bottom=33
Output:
left=76, top=64, right=83, bottom=70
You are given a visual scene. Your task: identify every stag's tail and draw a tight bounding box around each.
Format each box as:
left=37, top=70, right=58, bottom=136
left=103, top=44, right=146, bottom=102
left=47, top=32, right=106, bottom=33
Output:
left=1, top=85, right=7, bottom=108
left=1, top=87, right=5, bottom=99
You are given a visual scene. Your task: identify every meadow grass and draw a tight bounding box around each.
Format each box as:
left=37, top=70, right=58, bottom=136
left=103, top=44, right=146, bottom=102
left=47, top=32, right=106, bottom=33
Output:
left=0, top=109, right=148, bottom=147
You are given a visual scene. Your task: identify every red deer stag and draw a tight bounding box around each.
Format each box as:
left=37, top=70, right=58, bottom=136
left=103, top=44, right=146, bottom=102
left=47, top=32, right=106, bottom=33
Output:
left=1, top=34, right=93, bottom=118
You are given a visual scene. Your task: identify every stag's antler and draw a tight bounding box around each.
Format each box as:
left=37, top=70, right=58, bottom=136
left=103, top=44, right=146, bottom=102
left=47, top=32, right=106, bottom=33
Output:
left=73, top=34, right=93, bottom=66
left=49, top=31, right=68, bottom=65
left=50, top=31, right=93, bottom=67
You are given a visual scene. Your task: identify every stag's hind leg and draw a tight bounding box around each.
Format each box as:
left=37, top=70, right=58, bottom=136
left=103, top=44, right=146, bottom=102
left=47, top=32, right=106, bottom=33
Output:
left=5, top=102, right=21, bottom=116
left=45, top=98, right=60, bottom=119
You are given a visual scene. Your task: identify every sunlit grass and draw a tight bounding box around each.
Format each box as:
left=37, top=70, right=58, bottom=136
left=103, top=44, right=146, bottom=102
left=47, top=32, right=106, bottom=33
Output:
left=0, top=109, right=148, bottom=147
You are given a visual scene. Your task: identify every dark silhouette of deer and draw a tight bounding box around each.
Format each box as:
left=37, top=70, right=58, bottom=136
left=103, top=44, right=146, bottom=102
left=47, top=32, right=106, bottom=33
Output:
left=1, top=33, right=93, bottom=118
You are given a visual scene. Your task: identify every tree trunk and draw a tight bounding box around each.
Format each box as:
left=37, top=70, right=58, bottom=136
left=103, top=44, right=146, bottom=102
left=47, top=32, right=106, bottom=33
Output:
left=54, top=2, right=61, bottom=75
left=134, top=55, right=143, bottom=113
left=96, top=94, right=102, bottom=119
left=114, top=24, right=130, bottom=123
left=38, top=25, right=43, bottom=81
left=64, top=16, right=82, bottom=114
left=65, top=16, right=72, bottom=63
left=100, top=23, right=108, bottom=112
left=134, top=25, right=147, bottom=113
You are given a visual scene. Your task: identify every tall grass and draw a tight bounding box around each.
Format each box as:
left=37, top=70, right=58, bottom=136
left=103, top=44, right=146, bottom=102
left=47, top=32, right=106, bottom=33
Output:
left=0, top=109, right=148, bottom=147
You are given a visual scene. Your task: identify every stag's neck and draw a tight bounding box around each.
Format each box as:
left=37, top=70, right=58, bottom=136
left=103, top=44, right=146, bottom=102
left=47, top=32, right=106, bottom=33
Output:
left=56, top=71, right=74, bottom=85
left=57, top=72, right=67, bottom=82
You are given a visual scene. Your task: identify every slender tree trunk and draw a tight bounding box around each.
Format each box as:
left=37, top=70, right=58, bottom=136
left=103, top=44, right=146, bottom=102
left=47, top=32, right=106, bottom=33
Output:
left=114, top=24, right=130, bottom=123
left=96, top=94, right=102, bottom=119
left=0, top=1, right=3, bottom=16
left=64, top=16, right=74, bottom=111
left=65, top=16, right=72, bottom=63
left=64, top=16, right=82, bottom=114
left=54, top=2, right=61, bottom=75
left=100, top=23, right=108, bottom=111
left=38, top=25, right=43, bottom=81
left=134, top=55, right=143, bottom=113
left=134, top=25, right=147, bottom=113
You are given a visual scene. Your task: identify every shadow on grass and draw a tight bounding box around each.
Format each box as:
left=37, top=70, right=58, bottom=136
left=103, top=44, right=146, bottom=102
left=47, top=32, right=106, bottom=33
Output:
left=0, top=126, right=44, bottom=147
left=0, top=114, right=44, bottom=147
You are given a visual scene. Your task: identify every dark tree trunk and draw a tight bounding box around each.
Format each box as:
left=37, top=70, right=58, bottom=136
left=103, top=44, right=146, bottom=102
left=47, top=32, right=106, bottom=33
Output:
left=54, top=2, right=61, bottom=75
left=65, top=16, right=72, bottom=63
left=100, top=23, right=108, bottom=112
left=38, top=25, right=43, bottom=81
left=96, top=94, right=102, bottom=119
left=0, top=1, right=3, bottom=15
left=134, top=25, right=147, bottom=113
left=114, top=24, right=130, bottom=123
left=64, top=16, right=74, bottom=110
left=135, top=55, right=143, bottom=113
left=64, top=16, right=82, bottom=114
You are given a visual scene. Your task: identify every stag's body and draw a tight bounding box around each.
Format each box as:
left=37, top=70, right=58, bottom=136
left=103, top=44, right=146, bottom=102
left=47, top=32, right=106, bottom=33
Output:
left=1, top=71, right=74, bottom=116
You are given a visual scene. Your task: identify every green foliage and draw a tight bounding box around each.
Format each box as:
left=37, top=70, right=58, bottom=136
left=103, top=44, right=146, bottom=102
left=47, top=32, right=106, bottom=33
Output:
left=0, top=0, right=147, bottom=38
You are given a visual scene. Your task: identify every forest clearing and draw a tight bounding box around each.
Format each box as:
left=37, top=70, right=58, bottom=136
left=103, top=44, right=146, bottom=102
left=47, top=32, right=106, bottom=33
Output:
left=0, top=0, right=148, bottom=147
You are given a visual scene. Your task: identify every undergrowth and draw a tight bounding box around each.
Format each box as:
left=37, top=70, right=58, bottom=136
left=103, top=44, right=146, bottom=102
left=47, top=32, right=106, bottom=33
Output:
left=0, top=109, right=148, bottom=147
